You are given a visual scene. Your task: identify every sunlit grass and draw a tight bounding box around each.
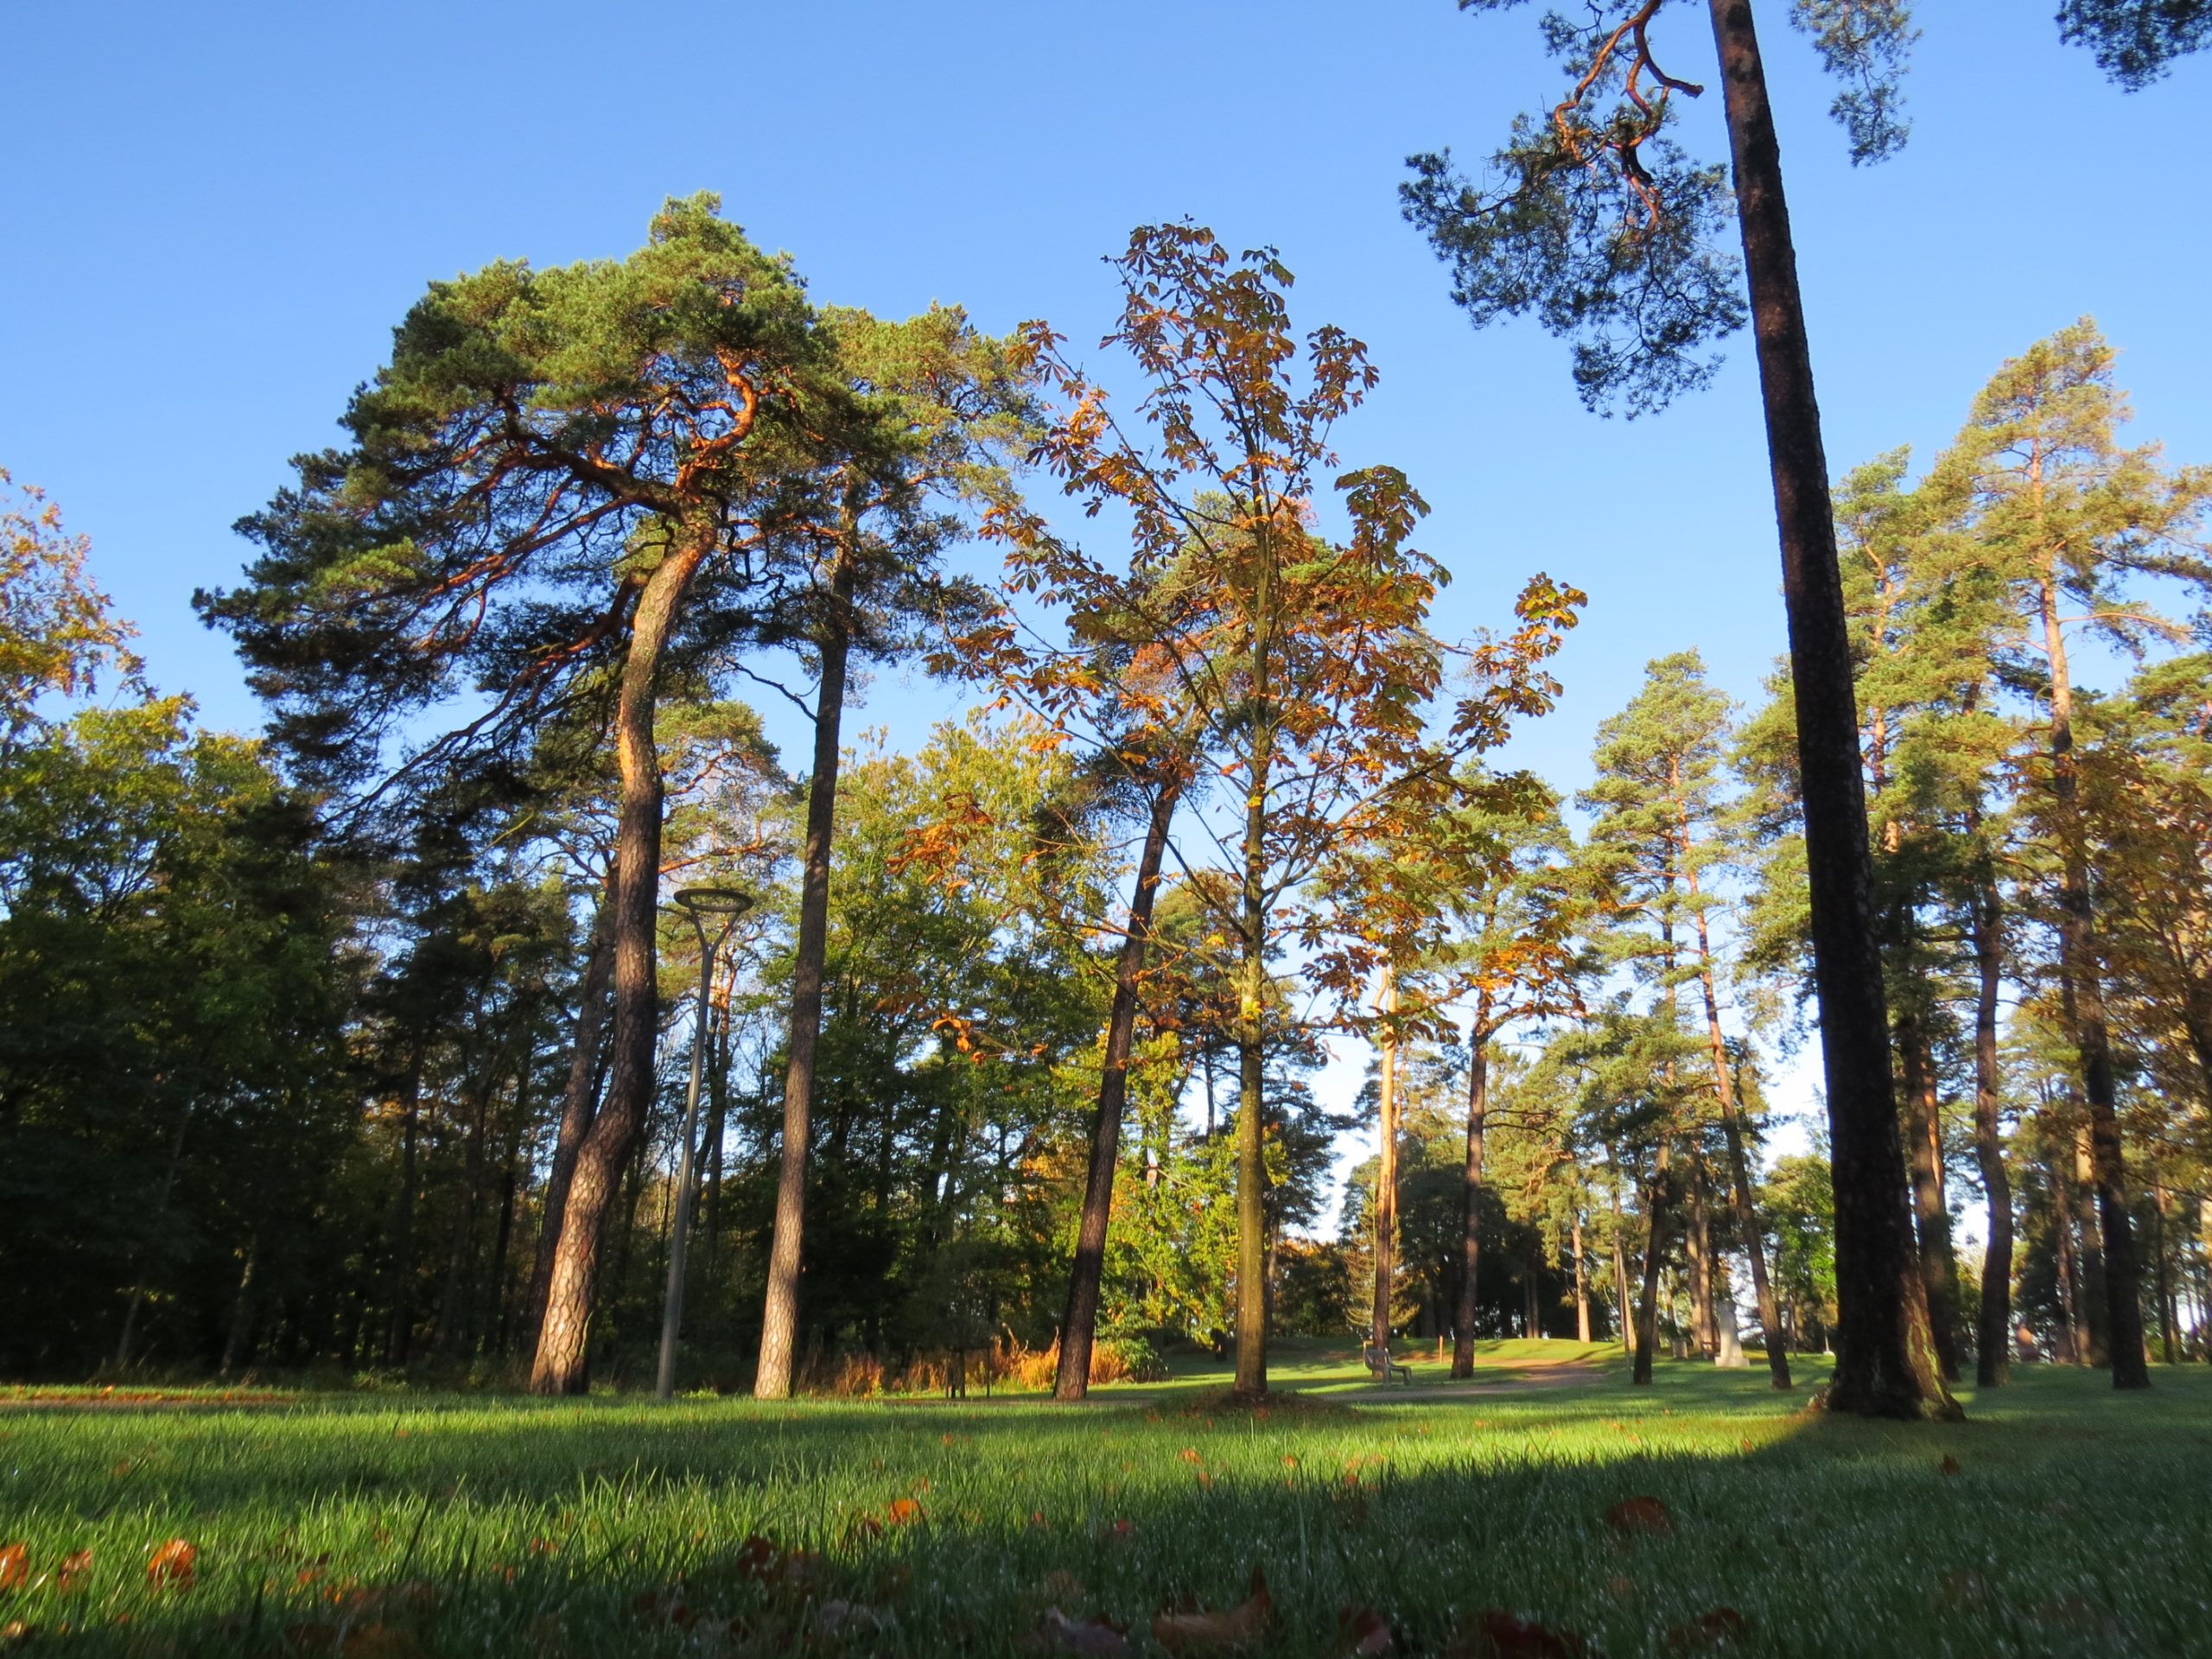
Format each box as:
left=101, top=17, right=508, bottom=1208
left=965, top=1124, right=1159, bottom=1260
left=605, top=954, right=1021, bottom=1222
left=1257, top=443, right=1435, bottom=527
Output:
left=1, top=1347, right=2206, bottom=1656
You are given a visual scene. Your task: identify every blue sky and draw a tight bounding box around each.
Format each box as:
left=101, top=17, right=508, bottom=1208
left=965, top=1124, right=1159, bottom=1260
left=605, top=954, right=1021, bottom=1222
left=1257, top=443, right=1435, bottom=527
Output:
left=4, top=2, right=2203, bottom=785
left=4, top=3, right=2205, bottom=1177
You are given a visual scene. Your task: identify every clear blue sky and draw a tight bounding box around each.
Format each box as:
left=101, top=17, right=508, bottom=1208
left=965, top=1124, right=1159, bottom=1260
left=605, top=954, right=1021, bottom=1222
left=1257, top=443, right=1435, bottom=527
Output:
left=5, top=1, right=2204, bottom=795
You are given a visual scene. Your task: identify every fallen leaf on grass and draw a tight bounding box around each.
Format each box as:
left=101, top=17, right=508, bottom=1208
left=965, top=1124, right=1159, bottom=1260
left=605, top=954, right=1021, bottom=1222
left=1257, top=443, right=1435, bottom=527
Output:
left=1605, top=1497, right=1675, bottom=1536
left=1666, top=1608, right=1750, bottom=1650
left=1179, top=1447, right=1203, bottom=1464
left=1023, top=1606, right=1132, bottom=1654
left=1339, top=1605, right=1395, bottom=1655
left=1605, top=1577, right=1636, bottom=1604
left=0, top=1548, right=23, bottom=1592
left=146, top=1541, right=196, bottom=1591
left=0, top=1622, right=30, bottom=1648
left=58, top=1551, right=92, bottom=1592
left=1152, top=1567, right=1271, bottom=1653
left=1452, top=1610, right=1587, bottom=1658
left=886, top=1497, right=924, bottom=1526
left=1939, top=1454, right=1961, bottom=1476
left=340, top=1624, right=429, bottom=1659
left=630, top=1585, right=695, bottom=1627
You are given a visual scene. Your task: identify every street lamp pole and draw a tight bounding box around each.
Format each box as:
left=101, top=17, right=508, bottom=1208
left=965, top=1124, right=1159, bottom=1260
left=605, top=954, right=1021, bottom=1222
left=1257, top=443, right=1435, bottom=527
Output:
left=658, top=887, right=753, bottom=1402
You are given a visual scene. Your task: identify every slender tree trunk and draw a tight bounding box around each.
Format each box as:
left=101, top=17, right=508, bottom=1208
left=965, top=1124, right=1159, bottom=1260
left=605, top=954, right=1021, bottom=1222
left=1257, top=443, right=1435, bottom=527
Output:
left=1608, top=1148, right=1634, bottom=1356
left=756, top=556, right=855, bottom=1400
left=1688, top=1159, right=1716, bottom=1357
left=530, top=539, right=709, bottom=1395
left=116, top=1097, right=192, bottom=1370
left=1634, top=1144, right=1673, bottom=1385
left=2073, top=1121, right=2111, bottom=1365
left=1897, top=1004, right=1961, bottom=1381
left=2053, top=1134, right=2085, bottom=1363
left=219, top=1237, right=259, bottom=1377
left=1573, top=1218, right=1592, bottom=1342
left=486, top=1101, right=524, bottom=1357
left=2152, top=1184, right=2177, bottom=1364
left=1968, top=864, right=2014, bottom=1387
left=1055, top=777, right=1181, bottom=1402
left=528, top=885, right=615, bottom=1344
left=1691, top=906, right=1791, bottom=1386
left=1370, top=964, right=1402, bottom=1354
left=1231, top=620, right=1277, bottom=1402
left=2038, top=575, right=2149, bottom=1389
left=1451, top=1007, right=1492, bottom=1378
left=382, top=1062, right=424, bottom=1366
left=1705, top=0, right=1951, bottom=1418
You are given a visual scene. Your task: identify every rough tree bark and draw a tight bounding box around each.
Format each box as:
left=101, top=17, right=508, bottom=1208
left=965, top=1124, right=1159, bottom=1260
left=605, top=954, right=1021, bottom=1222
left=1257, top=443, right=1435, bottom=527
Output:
left=530, top=538, right=711, bottom=1395
left=1633, top=1144, right=1674, bottom=1386
left=755, top=554, right=855, bottom=1399
left=1705, top=0, right=1953, bottom=1418
left=1055, top=778, right=1182, bottom=1402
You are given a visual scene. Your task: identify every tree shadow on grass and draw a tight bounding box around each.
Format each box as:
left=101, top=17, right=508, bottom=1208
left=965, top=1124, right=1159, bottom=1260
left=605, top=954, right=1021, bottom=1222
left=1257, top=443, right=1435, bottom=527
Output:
left=3, top=1364, right=2207, bottom=1656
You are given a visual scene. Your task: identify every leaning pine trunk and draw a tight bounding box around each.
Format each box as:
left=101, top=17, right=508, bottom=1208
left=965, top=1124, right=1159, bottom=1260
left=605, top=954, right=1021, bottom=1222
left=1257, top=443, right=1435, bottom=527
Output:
left=526, top=883, right=615, bottom=1344
left=755, top=557, right=856, bottom=1400
left=1055, top=776, right=1182, bottom=1402
left=530, top=539, right=709, bottom=1395
left=1704, top=0, right=1952, bottom=1419
left=1968, top=856, right=2014, bottom=1388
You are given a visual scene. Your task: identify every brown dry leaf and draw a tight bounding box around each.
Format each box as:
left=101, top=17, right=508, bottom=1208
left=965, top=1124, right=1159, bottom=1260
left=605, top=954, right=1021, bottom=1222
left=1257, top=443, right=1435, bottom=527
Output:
left=1023, top=1606, right=1133, bottom=1655
left=1152, top=1566, right=1271, bottom=1654
left=1339, top=1605, right=1395, bottom=1656
left=886, top=1497, right=924, bottom=1527
left=0, top=1623, right=30, bottom=1649
left=340, top=1625, right=429, bottom=1659
left=1454, top=1610, right=1588, bottom=1658
left=1179, top=1447, right=1203, bottom=1465
left=0, top=1548, right=23, bottom=1592
left=146, top=1540, right=197, bottom=1592
left=1605, top=1577, right=1636, bottom=1605
left=1665, top=1608, right=1750, bottom=1650
left=1939, top=1454, right=1961, bottom=1477
left=58, top=1550, right=92, bottom=1592
left=1605, top=1497, right=1674, bottom=1536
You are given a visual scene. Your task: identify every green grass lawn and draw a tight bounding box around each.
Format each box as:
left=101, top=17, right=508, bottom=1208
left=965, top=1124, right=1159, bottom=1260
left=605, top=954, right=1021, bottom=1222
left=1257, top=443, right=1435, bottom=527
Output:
left=3, top=1343, right=2208, bottom=1656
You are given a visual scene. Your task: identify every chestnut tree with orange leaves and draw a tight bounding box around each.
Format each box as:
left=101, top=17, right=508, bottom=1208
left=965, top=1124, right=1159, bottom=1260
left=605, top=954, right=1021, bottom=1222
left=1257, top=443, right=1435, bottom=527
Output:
left=962, top=225, right=1583, bottom=1398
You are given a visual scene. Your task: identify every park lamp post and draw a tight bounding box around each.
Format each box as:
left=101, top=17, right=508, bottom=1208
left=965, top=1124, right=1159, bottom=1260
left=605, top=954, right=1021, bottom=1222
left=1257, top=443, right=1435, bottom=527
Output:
left=656, top=886, right=753, bottom=1402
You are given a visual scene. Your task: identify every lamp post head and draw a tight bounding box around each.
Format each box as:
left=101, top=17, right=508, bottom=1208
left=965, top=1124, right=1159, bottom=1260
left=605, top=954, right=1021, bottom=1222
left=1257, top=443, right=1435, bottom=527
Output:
left=671, top=887, right=753, bottom=950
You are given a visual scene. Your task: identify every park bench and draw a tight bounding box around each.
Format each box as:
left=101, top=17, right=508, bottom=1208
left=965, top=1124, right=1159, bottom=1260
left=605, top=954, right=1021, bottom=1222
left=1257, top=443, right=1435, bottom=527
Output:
left=1363, top=1343, right=1413, bottom=1386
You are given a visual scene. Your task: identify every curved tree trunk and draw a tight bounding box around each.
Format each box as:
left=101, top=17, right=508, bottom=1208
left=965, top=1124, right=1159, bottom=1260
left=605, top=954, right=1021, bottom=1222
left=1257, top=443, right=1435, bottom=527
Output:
left=1450, top=1008, right=1491, bottom=1379
left=1705, top=0, right=1953, bottom=1419
left=1968, top=867, right=2013, bottom=1387
left=527, top=884, right=615, bottom=1344
left=1055, top=777, right=1181, bottom=1402
left=530, top=543, right=709, bottom=1395
left=755, top=558, right=855, bottom=1399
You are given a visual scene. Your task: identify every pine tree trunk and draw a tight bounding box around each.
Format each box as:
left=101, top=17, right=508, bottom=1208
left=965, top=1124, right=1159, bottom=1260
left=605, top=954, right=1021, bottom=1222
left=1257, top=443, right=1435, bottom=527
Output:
left=530, top=540, right=709, bottom=1395
left=1608, top=1150, right=1634, bottom=1357
left=2072, top=1122, right=2112, bottom=1365
left=1692, top=910, right=1791, bottom=1386
left=1370, top=965, right=1402, bottom=1354
left=527, top=887, right=615, bottom=1344
left=1451, top=1013, right=1491, bottom=1378
left=1055, top=776, right=1180, bottom=1402
left=2032, top=537, right=2146, bottom=1387
left=1897, top=1004, right=1961, bottom=1380
left=2053, top=1136, right=2085, bottom=1363
left=1688, top=1159, right=1716, bottom=1357
left=219, top=1237, right=259, bottom=1377
left=1704, top=0, right=1952, bottom=1420
left=1573, top=1217, right=1592, bottom=1343
left=1968, top=862, right=2013, bottom=1387
left=1634, top=1145, right=1672, bottom=1386
left=755, top=557, right=855, bottom=1400
left=382, top=1062, right=423, bottom=1366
